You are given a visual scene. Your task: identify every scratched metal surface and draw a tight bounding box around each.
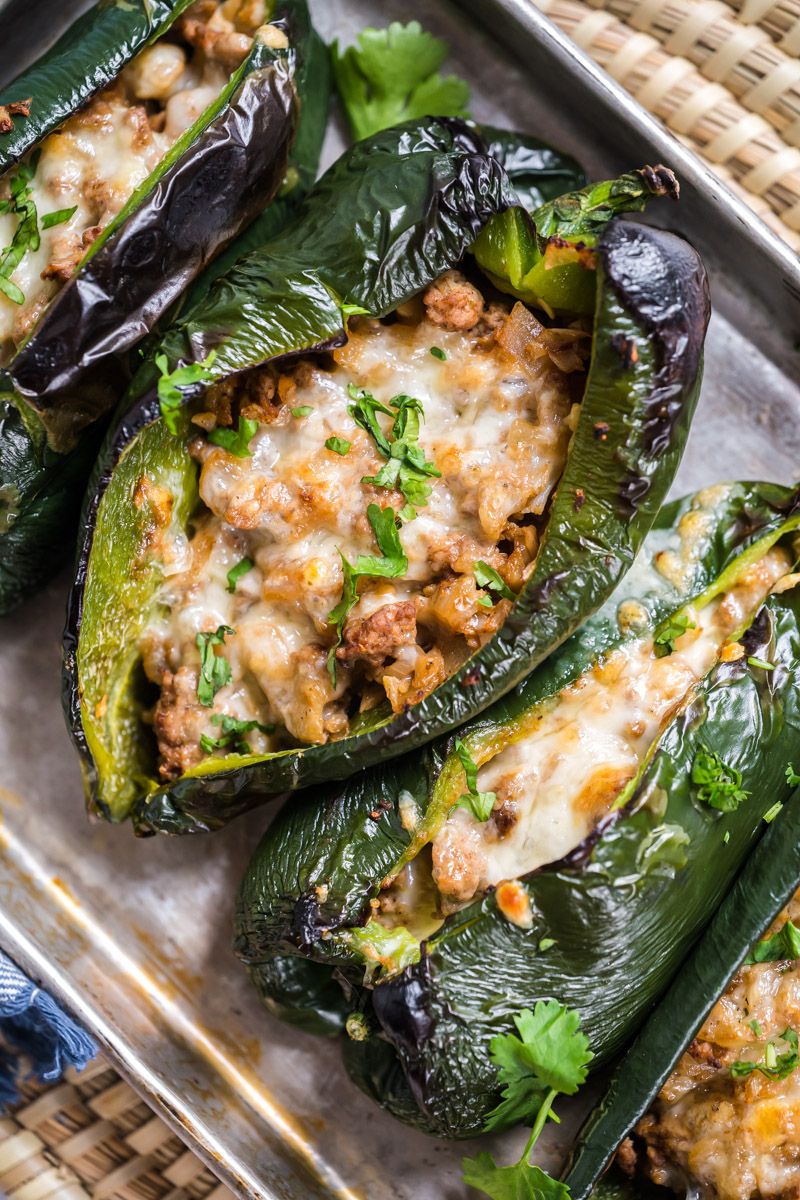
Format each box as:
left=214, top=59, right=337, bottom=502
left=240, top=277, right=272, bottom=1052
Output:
left=1, top=0, right=800, bottom=1197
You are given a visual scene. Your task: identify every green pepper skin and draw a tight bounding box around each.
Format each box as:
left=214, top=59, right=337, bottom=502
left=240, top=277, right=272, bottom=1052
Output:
left=562, top=764, right=800, bottom=1199
left=479, top=126, right=587, bottom=210
left=234, top=483, right=800, bottom=1138
left=64, top=160, right=708, bottom=834
left=0, top=0, right=324, bottom=615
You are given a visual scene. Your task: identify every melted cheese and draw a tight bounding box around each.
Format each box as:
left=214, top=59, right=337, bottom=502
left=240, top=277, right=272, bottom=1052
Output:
left=429, top=547, right=790, bottom=902
left=635, top=891, right=800, bottom=1200
left=0, top=0, right=264, bottom=361
left=143, top=300, right=583, bottom=775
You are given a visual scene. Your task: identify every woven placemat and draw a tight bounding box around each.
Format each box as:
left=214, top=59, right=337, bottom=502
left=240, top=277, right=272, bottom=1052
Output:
left=0, top=1056, right=235, bottom=1200
left=534, top=0, right=800, bottom=247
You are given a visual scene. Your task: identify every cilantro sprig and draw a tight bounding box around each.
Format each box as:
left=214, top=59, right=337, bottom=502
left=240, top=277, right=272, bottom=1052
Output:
left=654, top=611, right=696, bottom=657
left=454, top=739, right=496, bottom=821
left=200, top=712, right=275, bottom=756
left=326, top=504, right=408, bottom=684
left=196, top=625, right=234, bottom=707
left=730, top=1028, right=799, bottom=1081
left=349, top=385, right=441, bottom=522
left=0, top=152, right=79, bottom=306
left=463, top=1001, right=593, bottom=1200
left=156, top=350, right=218, bottom=436
left=332, top=21, right=470, bottom=142
left=691, top=745, right=749, bottom=813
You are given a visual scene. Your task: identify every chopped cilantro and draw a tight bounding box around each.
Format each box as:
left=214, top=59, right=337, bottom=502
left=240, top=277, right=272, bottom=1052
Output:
left=326, top=504, right=408, bottom=684
left=226, top=556, right=254, bottom=594
left=349, top=384, right=441, bottom=521
left=41, top=204, right=77, bottom=229
left=341, top=302, right=370, bottom=318
left=0, top=153, right=41, bottom=305
left=748, top=656, right=776, bottom=671
left=750, top=1019, right=764, bottom=1037
left=723, top=830, right=730, bottom=844
left=325, top=436, right=351, bottom=456
left=730, top=1028, right=798, bottom=1081
left=538, top=937, right=556, bottom=953
left=208, top=416, right=258, bottom=458
left=787, top=763, right=800, bottom=787
left=196, top=625, right=234, bottom=707
left=332, top=21, right=470, bottom=142
left=747, top=919, right=800, bottom=964
left=654, top=611, right=696, bottom=657
left=156, top=350, right=218, bottom=436
left=463, top=1001, right=593, bottom=1200
left=474, top=561, right=517, bottom=604
left=291, top=405, right=314, bottom=418
left=691, top=745, right=749, bottom=813
left=200, top=712, right=274, bottom=755
left=430, top=346, right=447, bottom=361
left=453, top=739, right=496, bottom=822
left=763, top=801, right=783, bottom=824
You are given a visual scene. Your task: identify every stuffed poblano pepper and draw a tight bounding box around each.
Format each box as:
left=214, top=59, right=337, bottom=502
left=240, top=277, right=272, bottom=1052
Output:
left=235, top=481, right=800, bottom=1138
left=561, top=777, right=800, bottom=1200
left=0, top=0, right=327, bottom=613
left=64, top=117, right=707, bottom=835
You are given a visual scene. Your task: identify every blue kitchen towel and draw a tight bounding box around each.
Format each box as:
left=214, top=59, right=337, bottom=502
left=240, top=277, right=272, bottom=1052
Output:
left=0, top=949, right=97, bottom=1107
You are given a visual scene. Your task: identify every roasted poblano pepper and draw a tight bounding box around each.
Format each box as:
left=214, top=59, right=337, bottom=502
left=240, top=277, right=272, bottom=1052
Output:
left=234, top=482, right=800, bottom=1138
left=64, top=121, right=707, bottom=836
left=0, top=0, right=327, bottom=613
left=563, top=782, right=800, bottom=1200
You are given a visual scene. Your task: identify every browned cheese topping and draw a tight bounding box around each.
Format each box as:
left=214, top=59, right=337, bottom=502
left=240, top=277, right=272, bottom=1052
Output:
left=140, top=275, right=590, bottom=778
left=623, top=890, right=800, bottom=1200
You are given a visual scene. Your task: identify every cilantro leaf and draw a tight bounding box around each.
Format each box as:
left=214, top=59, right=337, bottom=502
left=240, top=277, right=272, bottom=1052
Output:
left=325, top=436, right=351, bottom=456
left=332, top=21, right=470, bottom=142
left=156, top=350, right=218, bottom=436
left=226, top=556, right=254, bottom=594
left=462, top=1154, right=570, bottom=1200
left=475, top=561, right=517, bottom=604
left=484, top=1001, right=593, bottom=1132
left=326, top=505, right=408, bottom=684
left=200, top=712, right=274, bottom=755
left=747, top=919, right=800, bottom=964
left=653, top=611, right=696, bottom=657
left=787, top=763, right=800, bottom=787
left=196, top=625, right=234, bottom=707
left=292, top=405, right=314, bottom=418
left=454, top=738, right=496, bottom=822
left=41, top=205, right=77, bottom=229
left=691, top=745, right=749, bottom=813
left=208, top=416, right=258, bottom=458
left=350, top=386, right=441, bottom=521
left=730, top=1028, right=799, bottom=1081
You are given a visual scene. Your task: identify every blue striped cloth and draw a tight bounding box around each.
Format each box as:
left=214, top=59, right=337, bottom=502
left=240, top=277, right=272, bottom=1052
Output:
left=0, top=949, right=96, bottom=1108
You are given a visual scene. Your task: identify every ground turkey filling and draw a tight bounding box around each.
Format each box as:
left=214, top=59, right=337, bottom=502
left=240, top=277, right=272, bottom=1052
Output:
left=141, top=274, right=590, bottom=779
left=0, top=0, right=277, bottom=362
left=621, top=889, right=800, bottom=1200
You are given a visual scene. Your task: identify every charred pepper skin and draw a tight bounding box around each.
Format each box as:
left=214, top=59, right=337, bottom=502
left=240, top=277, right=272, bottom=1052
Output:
left=234, top=483, right=800, bottom=1138
left=0, top=0, right=325, bottom=615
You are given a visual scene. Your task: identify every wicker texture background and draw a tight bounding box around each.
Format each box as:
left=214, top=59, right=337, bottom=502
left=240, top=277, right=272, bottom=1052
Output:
left=0, top=1059, right=235, bottom=1200
left=534, top=0, right=800, bottom=246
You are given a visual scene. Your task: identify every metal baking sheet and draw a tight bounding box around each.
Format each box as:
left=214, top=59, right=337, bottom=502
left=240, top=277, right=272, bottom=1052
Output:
left=2, top=1, right=800, bottom=1197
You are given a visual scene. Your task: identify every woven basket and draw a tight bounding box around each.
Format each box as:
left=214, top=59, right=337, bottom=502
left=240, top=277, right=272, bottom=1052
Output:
left=0, top=1057, right=234, bottom=1200
left=534, top=0, right=800, bottom=247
